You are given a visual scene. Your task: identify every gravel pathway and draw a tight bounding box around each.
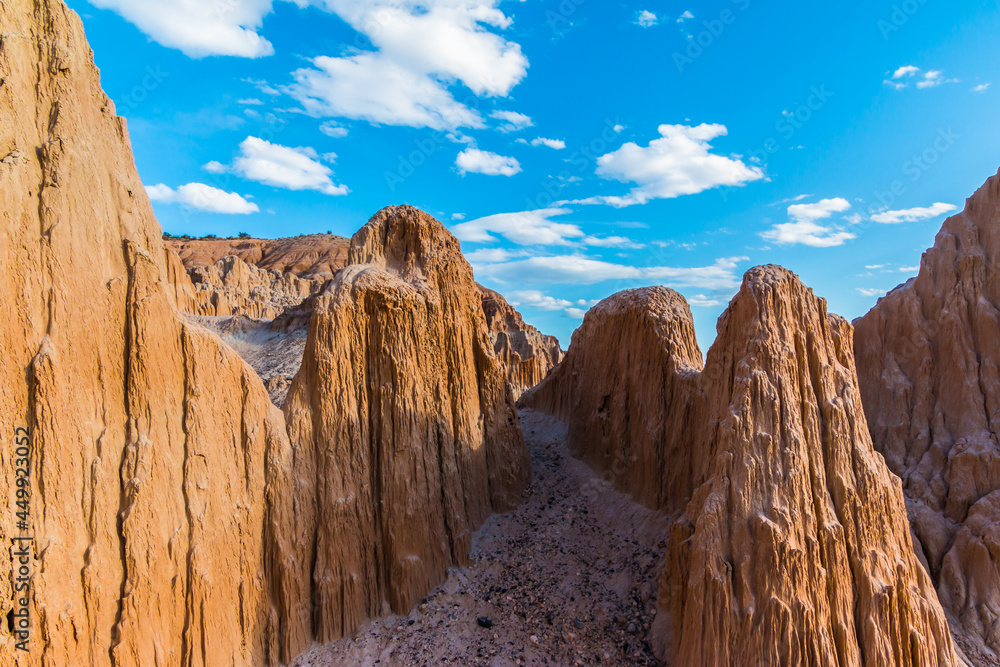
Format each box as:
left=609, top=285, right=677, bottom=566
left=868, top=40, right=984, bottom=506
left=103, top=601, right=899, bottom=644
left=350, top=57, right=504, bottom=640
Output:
left=291, top=409, right=671, bottom=666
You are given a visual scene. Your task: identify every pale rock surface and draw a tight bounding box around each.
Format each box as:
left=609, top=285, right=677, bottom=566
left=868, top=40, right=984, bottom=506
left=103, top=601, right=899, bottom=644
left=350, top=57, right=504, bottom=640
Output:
left=0, top=0, right=301, bottom=664
left=281, top=205, right=530, bottom=644
left=479, top=284, right=565, bottom=399
left=854, top=169, right=1000, bottom=664
left=525, top=268, right=960, bottom=666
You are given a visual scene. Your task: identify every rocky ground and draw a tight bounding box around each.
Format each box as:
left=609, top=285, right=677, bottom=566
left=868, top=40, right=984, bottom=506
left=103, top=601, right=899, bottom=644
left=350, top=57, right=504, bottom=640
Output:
left=291, top=410, right=672, bottom=666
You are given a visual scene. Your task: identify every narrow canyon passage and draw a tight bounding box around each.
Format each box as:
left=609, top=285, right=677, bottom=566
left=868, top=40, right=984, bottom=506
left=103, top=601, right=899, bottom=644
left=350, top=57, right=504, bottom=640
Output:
left=291, top=410, right=670, bottom=667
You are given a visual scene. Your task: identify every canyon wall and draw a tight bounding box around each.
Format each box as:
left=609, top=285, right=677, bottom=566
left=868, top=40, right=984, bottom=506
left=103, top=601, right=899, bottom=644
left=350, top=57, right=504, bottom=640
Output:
left=165, top=235, right=349, bottom=281
left=525, top=267, right=958, bottom=666
left=854, top=169, right=1000, bottom=663
left=0, top=0, right=301, bottom=664
left=281, top=205, right=529, bottom=643
left=522, top=287, right=704, bottom=512
left=479, top=285, right=565, bottom=399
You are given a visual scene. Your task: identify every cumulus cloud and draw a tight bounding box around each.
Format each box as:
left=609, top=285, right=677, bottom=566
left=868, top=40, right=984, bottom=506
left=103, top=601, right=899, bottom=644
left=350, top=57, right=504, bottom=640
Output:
left=289, top=53, right=484, bottom=131
left=212, top=136, right=349, bottom=195
left=508, top=291, right=574, bottom=311
left=473, top=255, right=749, bottom=291
left=491, top=110, right=533, bottom=133
left=688, top=295, right=721, bottom=307
left=145, top=183, right=259, bottom=214
left=88, top=0, right=277, bottom=58
left=677, top=10, right=694, bottom=22
left=456, top=148, right=522, bottom=176
left=761, top=197, right=856, bottom=247
left=319, top=121, right=349, bottom=138
left=529, top=137, right=566, bottom=150
left=885, top=66, right=958, bottom=90
left=857, top=288, right=887, bottom=298
left=569, top=123, right=765, bottom=207
left=454, top=209, right=643, bottom=248
left=636, top=10, right=658, bottom=27
left=288, top=1, right=527, bottom=130
left=871, top=202, right=957, bottom=224
left=973, top=83, right=991, bottom=93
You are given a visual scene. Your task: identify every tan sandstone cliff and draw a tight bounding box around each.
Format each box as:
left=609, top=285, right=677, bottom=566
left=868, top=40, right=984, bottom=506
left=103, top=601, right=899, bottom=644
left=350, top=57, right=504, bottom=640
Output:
left=281, top=206, right=530, bottom=643
left=854, top=169, right=1000, bottom=664
left=0, top=0, right=301, bottom=664
left=479, top=285, right=565, bottom=399
left=524, top=268, right=959, bottom=666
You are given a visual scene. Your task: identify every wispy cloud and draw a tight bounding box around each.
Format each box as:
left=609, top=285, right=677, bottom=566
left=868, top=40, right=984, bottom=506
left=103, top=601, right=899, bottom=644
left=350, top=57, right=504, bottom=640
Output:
left=871, top=202, right=956, bottom=224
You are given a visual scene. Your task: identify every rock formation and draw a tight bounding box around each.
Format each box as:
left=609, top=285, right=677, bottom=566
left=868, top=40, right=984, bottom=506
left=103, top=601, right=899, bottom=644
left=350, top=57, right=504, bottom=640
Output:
left=281, top=206, right=530, bottom=643
left=522, top=287, right=704, bottom=511
left=165, top=248, right=324, bottom=320
left=525, top=268, right=959, bottom=666
left=165, top=234, right=349, bottom=281
left=0, top=1, right=528, bottom=664
left=854, top=169, right=1000, bottom=663
left=479, top=285, right=565, bottom=399
left=0, top=0, right=301, bottom=664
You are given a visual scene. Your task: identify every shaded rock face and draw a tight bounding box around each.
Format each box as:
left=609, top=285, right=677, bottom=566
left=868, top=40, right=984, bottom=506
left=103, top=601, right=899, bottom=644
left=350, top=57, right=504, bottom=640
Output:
left=0, top=0, right=299, bottom=664
left=479, top=285, right=565, bottom=399
left=165, top=234, right=350, bottom=281
left=854, top=169, right=1000, bottom=663
left=525, top=269, right=958, bottom=666
left=282, top=206, right=530, bottom=643
left=522, top=287, right=704, bottom=512
left=166, top=248, right=325, bottom=320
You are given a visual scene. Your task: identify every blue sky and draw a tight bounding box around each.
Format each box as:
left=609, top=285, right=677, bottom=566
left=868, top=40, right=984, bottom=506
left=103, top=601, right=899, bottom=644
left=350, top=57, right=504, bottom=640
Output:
left=67, top=0, right=1000, bottom=350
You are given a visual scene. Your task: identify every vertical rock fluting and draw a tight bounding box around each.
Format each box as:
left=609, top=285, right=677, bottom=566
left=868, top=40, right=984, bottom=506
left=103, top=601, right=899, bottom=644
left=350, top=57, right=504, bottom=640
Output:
left=281, top=206, right=529, bottom=643
left=479, top=285, right=565, bottom=399
left=523, top=268, right=958, bottom=665
left=662, top=266, right=956, bottom=666
left=521, top=287, right=705, bottom=512
left=854, top=169, right=1000, bottom=662
left=0, top=0, right=301, bottom=664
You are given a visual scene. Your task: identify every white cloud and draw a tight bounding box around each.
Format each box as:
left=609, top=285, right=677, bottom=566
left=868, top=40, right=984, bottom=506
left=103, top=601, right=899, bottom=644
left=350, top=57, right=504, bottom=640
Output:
left=636, top=10, right=658, bottom=27
left=203, top=160, right=228, bottom=174
left=319, top=121, right=349, bottom=138
left=454, top=209, right=644, bottom=248
left=885, top=66, right=958, bottom=90
left=761, top=198, right=857, bottom=247
left=892, top=65, right=920, bottom=79
left=288, top=1, right=527, bottom=130
left=871, top=202, right=957, bottom=224
left=464, top=247, right=531, bottom=263
left=289, top=53, right=484, bottom=131
left=238, top=98, right=264, bottom=106
left=214, top=136, right=349, bottom=195
left=973, top=83, right=991, bottom=93
left=570, top=123, right=765, bottom=207
left=89, top=0, right=277, bottom=58
left=473, top=255, right=749, bottom=291
left=145, top=183, right=259, bottom=214
left=565, top=308, right=588, bottom=319
left=677, top=10, right=694, bottom=22
left=688, top=295, right=721, bottom=307
left=899, top=266, right=920, bottom=273
left=857, top=288, right=887, bottom=298
left=492, top=110, right=533, bottom=133
left=530, top=137, right=566, bottom=150
left=456, top=148, right=522, bottom=176
left=508, top=291, right=574, bottom=311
